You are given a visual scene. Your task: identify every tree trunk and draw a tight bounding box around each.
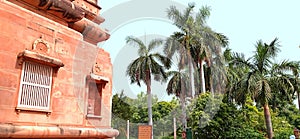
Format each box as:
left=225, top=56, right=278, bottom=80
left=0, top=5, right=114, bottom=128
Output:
left=146, top=70, right=153, bottom=139
left=180, top=72, right=187, bottom=136
left=263, top=104, right=273, bottom=139
left=147, top=85, right=153, bottom=126
left=188, top=54, right=195, bottom=98
left=199, top=60, right=206, bottom=93
left=180, top=85, right=187, bottom=136
left=298, top=91, right=300, bottom=111
left=208, top=67, right=214, bottom=94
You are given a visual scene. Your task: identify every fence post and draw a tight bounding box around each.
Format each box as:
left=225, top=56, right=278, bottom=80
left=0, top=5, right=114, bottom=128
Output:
left=174, top=117, right=176, bottom=139
left=127, top=120, right=129, bottom=139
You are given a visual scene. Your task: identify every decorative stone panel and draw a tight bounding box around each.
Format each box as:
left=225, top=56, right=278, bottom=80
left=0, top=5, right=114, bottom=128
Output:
left=32, top=36, right=50, bottom=54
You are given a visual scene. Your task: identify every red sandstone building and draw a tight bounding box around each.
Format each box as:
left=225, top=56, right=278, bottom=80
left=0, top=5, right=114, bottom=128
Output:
left=0, top=0, right=118, bottom=138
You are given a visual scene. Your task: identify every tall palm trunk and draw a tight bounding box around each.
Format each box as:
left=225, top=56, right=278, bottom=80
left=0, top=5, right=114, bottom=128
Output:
left=146, top=70, right=153, bottom=138
left=180, top=75, right=187, bottom=135
left=208, top=67, right=214, bottom=94
left=199, top=60, right=206, bottom=93
left=188, top=54, right=195, bottom=98
left=186, top=33, right=195, bottom=98
left=263, top=104, right=273, bottom=139
left=147, top=79, right=153, bottom=125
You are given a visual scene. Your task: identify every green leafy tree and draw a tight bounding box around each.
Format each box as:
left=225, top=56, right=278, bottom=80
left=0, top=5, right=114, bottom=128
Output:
left=153, top=100, right=179, bottom=138
left=112, top=91, right=136, bottom=138
left=278, top=104, right=300, bottom=129
left=272, top=112, right=294, bottom=139
left=189, top=93, right=265, bottom=139
left=112, top=91, right=133, bottom=120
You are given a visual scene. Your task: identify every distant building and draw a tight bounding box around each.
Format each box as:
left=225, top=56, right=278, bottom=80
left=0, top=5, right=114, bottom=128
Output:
left=0, top=0, right=118, bottom=138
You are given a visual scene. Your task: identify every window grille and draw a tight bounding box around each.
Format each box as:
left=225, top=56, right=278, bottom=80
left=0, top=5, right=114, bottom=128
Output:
left=17, top=61, right=53, bottom=110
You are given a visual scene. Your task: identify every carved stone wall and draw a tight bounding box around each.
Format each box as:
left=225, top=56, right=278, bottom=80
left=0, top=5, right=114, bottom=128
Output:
left=0, top=0, right=117, bottom=138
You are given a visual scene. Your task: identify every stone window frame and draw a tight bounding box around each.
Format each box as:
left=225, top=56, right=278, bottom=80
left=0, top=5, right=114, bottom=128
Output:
left=86, top=82, right=102, bottom=119
left=16, top=61, right=53, bottom=112
left=16, top=50, right=64, bottom=114
left=86, top=73, right=109, bottom=119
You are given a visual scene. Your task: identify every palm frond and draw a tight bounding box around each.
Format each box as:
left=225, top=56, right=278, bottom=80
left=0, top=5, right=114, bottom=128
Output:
left=166, top=70, right=189, bottom=97
left=183, top=2, right=195, bottom=23
left=231, top=52, right=253, bottom=69
left=267, top=37, right=280, bottom=58
left=223, top=48, right=232, bottom=62
left=126, top=56, right=147, bottom=86
left=148, top=38, right=163, bottom=52
left=125, top=36, right=147, bottom=56
left=166, top=71, right=181, bottom=96
left=148, top=56, right=166, bottom=80
left=164, top=32, right=184, bottom=57
left=151, top=53, right=172, bottom=69
left=215, top=32, right=229, bottom=47
left=167, top=5, right=183, bottom=29
left=195, top=5, right=211, bottom=26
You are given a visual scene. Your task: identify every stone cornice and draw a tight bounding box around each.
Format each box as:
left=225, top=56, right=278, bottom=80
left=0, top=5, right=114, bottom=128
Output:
left=8, top=0, right=109, bottom=44
left=13, top=0, right=105, bottom=24
left=15, top=0, right=85, bottom=23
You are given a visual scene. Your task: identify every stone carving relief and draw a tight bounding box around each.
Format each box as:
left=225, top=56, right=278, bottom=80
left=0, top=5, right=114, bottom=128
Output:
left=92, top=62, right=104, bottom=76
left=37, top=0, right=85, bottom=22
left=32, top=36, right=50, bottom=54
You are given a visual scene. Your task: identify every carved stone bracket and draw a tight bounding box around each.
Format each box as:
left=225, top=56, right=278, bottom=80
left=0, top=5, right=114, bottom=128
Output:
left=16, top=0, right=85, bottom=22
left=69, top=18, right=110, bottom=44
left=73, top=0, right=105, bottom=24
left=15, top=0, right=105, bottom=24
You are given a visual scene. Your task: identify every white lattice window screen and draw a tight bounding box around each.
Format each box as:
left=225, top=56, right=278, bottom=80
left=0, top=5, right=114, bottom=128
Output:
left=17, top=61, right=53, bottom=110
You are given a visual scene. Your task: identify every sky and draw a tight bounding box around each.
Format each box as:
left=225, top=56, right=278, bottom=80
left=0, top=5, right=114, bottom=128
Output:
left=96, top=0, right=300, bottom=101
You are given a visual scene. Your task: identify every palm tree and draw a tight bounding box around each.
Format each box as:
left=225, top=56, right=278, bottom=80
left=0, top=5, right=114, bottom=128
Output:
left=166, top=70, right=189, bottom=131
left=165, top=3, right=199, bottom=98
left=125, top=36, right=171, bottom=137
left=190, top=23, right=229, bottom=93
left=268, top=61, right=298, bottom=110
left=286, top=61, right=300, bottom=111
left=224, top=48, right=250, bottom=104
left=166, top=3, right=229, bottom=95
left=230, top=38, right=294, bottom=139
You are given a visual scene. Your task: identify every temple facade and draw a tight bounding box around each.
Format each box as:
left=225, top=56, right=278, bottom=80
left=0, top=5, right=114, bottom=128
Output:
left=0, top=0, right=118, bottom=138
